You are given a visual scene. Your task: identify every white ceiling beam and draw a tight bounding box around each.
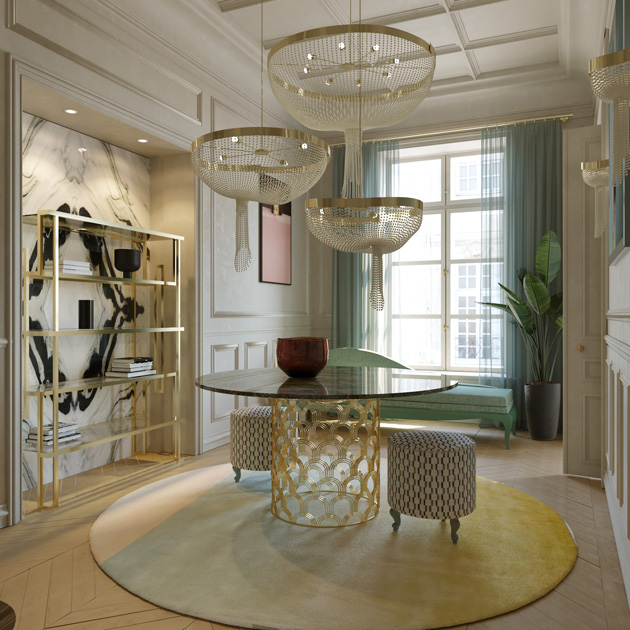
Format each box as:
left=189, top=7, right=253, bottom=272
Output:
left=466, top=26, right=558, bottom=50
left=218, top=0, right=275, bottom=12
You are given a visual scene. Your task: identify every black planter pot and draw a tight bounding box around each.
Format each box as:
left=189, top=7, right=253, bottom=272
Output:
left=524, top=383, right=561, bottom=441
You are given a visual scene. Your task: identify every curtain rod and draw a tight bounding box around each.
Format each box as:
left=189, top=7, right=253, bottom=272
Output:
left=326, top=113, right=573, bottom=147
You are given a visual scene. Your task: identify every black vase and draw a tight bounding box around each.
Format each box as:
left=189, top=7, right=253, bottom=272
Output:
left=114, top=249, right=141, bottom=279
left=78, top=300, right=93, bottom=329
left=524, top=383, right=561, bottom=440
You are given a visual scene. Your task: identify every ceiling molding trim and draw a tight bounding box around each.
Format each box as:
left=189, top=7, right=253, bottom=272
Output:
left=13, top=56, right=192, bottom=149
left=218, top=0, right=275, bottom=11
left=355, top=5, right=446, bottom=26
left=97, top=0, right=290, bottom=129
left=429, top=61, right=564, bottom=92
left=317, top=0, right=348, bottom=25
left=449, top=13, right=477, bottom=78
left=466, top=51, right=482, bottom=80
left=435, top=44, right=462, bottom=56
left=14, top=0, right=204, bottom=127
left=446, top=0, right=509, bottom=11
left=466, top=26, right=559, bottom=50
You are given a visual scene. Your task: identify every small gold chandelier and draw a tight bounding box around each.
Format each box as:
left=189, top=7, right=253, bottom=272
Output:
left=190, top=1, right=330, bottom=271
left=581, top=160, right=609, bottom=238
left=305, top=197, right=423, bottom=310
left=589, top=49, right=630, bottom=185
left=191, top=129, right=329, bottom=270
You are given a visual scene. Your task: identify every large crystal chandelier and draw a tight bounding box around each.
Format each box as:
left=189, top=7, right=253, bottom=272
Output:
left=581, top=160, right=609, bottom=238
left=589, top=49, right=630, bottom=185
left=190, top=2, right=330, bottom=271
left=268, top=24, right=435, bottom=197
left=269, top=6, right=430, bottom=310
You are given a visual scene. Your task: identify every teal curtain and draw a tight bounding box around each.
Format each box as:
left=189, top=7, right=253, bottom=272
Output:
left=331, top=140, right=400, bottom=350
left=480, top=120, right=563, bottom=429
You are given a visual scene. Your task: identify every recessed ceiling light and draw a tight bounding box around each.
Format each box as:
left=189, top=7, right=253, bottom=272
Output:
left=137, top=138, right=148, bottom=143
left=64, top=109, right=77, bottom=115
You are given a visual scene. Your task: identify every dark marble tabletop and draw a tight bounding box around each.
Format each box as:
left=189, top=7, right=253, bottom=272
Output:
left=195, top=366, right=456, bottom=400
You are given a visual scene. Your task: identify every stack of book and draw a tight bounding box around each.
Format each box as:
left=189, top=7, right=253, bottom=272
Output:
left=44, top=259, right=93, bottom=276
left=105, top=357, right=156, bottom=378
left=26, top=422, right=81, bottom=446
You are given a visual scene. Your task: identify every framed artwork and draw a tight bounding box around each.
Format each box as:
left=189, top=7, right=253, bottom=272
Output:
left=259, top=202, right=292, bottom=285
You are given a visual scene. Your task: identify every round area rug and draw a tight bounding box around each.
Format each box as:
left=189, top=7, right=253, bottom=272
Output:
left=90, top=464, right=577, bottom=630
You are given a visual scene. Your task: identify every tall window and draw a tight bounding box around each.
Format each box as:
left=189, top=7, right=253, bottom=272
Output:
left=390, top=141, right=503, bottom=372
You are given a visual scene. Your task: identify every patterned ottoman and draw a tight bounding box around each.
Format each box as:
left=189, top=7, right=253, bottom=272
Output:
left=230, top=406, right=272, bottom=482
left=387, top=430, right=476, bottom=543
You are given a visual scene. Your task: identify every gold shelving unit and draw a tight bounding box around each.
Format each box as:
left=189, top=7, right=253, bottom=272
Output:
left=23, top=210, right=184, bottom=509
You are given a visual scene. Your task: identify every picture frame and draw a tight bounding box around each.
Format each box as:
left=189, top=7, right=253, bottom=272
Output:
left=259, top=202, right=292, bottom=285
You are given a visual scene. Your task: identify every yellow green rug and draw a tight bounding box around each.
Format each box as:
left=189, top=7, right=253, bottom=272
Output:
left=90, top=464, right=577, bottom=630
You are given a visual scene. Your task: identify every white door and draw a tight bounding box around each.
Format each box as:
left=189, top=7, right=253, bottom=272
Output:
left=563, top=125, right=603, bottom=478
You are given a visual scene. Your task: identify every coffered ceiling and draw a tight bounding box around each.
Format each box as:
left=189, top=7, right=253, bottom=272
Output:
left=208, top=0, right=611, bottom=136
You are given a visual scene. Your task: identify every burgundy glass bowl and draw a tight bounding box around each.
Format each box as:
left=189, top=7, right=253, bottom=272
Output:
left=276, top=337, right=329, bottom=378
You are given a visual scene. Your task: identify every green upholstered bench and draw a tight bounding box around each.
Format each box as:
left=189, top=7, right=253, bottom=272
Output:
left=328, top=347, right=517, bottom=449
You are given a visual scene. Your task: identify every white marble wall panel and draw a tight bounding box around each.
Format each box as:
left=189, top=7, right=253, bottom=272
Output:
left=22, top=113, right=151, bottom=489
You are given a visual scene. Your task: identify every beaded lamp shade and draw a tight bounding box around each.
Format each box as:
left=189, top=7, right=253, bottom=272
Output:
left=590, top=49, right=630, bottom=185
left=305, top=197, right=423, bottom=310
left=581, top=160, right=609, bottom=239
left=268, top=24, right=435, bottom=197
left=191, top=127, right=330, bottom=271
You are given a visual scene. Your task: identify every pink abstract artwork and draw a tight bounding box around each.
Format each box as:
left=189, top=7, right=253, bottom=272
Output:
left=260, top=203, right=291, bottom=284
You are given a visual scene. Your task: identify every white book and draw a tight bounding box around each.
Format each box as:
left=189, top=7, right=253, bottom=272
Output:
left=105, top=369, right=156, bottom=378
left=108, top=363, right=154, bottom=372
left=29, top=427, right=78, bottom=437
left=29, top=422, right=79, bottom=434
left=26, top=433, right=82, bottom=445
left=111, top=357, right=153, bottom=365
left=45, top=259, right=90, bottom=268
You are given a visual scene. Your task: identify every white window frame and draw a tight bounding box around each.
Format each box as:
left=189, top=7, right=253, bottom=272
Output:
left=391, top=147, right=502, bottom=373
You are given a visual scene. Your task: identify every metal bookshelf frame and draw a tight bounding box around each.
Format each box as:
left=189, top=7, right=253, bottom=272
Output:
left=23, top=210, right=184, bottom=509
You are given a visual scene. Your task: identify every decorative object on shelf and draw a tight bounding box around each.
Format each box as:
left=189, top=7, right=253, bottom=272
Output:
left=480, top=230, right=563, bottom=440
left=268, top=23, right=435, bottom=197
left=305, top=196, right=423, bottom=310
left=581, top=159, right=609, bottom=238
left=114, top=248, right=142, bottom=278
left=276, top=337, right=329, bottom=378
left=190, top=0, right=330, bottom=272
left=259, top=202, right=291, bottom=285
left=589, top=49, right=630, bottom=184
left=78, top=299, right=94, bottom=329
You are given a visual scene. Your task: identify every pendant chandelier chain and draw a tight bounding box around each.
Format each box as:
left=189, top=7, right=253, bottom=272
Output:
left=260, top=0, right=264, bottom=128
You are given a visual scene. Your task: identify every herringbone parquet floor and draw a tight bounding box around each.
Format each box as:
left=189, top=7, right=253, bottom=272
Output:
left=1, top=421, right=629, bottom=630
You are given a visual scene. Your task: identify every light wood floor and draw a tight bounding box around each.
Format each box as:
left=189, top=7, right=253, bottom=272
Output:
left=2, top=421, right=630, bottom=630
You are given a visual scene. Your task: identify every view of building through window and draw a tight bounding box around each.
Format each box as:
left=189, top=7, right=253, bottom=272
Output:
left=390, top=141, right=504, bottom=373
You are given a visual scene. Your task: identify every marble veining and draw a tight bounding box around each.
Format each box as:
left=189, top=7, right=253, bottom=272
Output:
left=22, top=113, right=151, bottom=489
left=196, top=366, right=456, bottom=400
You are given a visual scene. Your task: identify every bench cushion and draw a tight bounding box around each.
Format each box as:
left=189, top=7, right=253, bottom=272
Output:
left=383, top=384, right=513, bottom=414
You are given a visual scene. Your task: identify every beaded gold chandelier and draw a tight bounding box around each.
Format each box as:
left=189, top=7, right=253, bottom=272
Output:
left=589, top=49, right=630, bottom=185
left=269, top=7, right=430, bottom=310
left=581, top=160, right=609, bottom=238
left=268, top=24, right=435, bottom=197
left=305, top=197, right=423, bottom=309
left=191, top=129, right=329, bottom=270
left=190, top=1, right=330, bottom=272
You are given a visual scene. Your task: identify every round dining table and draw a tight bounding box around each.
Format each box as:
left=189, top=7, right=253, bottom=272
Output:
left=196, top=365, right=456, bottom=528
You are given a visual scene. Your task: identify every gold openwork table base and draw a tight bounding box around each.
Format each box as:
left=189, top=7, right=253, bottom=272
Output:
left=271, top=398, right=380, bottom=527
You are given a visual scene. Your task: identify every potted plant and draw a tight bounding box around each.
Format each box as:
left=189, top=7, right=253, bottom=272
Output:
left=480, top=230, right=563, bottom=440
